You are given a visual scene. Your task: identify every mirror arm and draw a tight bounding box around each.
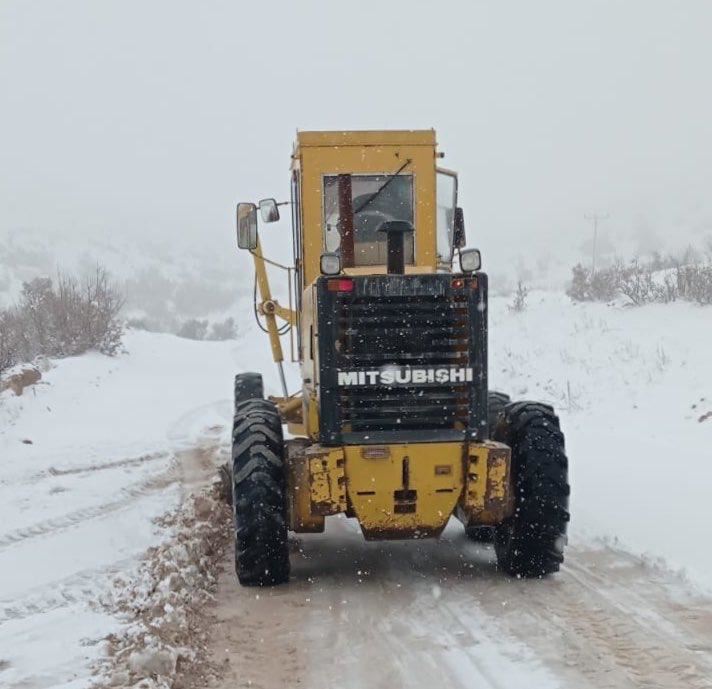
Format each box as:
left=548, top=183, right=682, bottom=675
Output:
left=250, top=239, right=287, bottom=392
left=249, top=247, right=297, bottom=324
left=263, top=299, right=297, bottom=327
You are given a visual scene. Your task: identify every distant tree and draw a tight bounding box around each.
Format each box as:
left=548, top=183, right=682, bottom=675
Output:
left=566, top=262, right=619, bottom=302
left=508, top=281, right=529, bottom=313
left=0, top=311, right=16, bottom=375
left=617, top=259, right=662, bottom=306
left=20, top=277, right=55, bottom=357
left=126, top=317, right=150, bottom=331
left=208, top=317, right=237, bottom=341
left=567, top=250, right=712, bottom=306
left=676, top=264, right=712, bottom=305
left=177, top=318, right=209, bottom=340
left=0, top=266, right=124, bottom=370
left=566, top=263, right=592, bottom=301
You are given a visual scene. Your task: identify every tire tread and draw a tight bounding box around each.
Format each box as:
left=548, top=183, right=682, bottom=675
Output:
left=493, top=401, right=570, bottom=577
left=232, top=396, right=290, bottom=586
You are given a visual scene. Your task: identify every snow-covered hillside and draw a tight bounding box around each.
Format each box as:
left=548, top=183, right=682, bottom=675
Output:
left=0, top=325, right=289, bottom=688
left=490, top=293, right=712, bottom=586
left=0, top=227, right=251, bottom=329
left=0, top=292, right=710, bottom=687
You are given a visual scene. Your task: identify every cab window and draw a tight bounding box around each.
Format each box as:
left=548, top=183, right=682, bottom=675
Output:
left=323, top=174, right=414, bottom=267
left=436, top=170, right=457, bottom=264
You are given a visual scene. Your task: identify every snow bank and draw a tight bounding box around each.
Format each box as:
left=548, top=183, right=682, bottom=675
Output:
left=489, top=292, right=712, bottom=589
left=97, top=486, right=231, bottom=689
left=0, top=329, right=251, bottom=688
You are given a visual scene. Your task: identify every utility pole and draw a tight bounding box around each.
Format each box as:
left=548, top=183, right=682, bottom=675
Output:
left=584, top=213, right=609, bottom=275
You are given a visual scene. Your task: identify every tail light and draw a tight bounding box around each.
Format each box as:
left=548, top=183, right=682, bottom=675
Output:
left=327, top=278, right=354, bottom=293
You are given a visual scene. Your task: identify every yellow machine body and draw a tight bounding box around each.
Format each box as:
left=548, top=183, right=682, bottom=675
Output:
left=250, top=130, right=514, bottom=540
left=286, top=440, right=513, bottom=539
left=294, top=130, right=440, bottom=287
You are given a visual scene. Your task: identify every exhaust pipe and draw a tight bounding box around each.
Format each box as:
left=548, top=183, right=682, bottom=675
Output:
left=379, top=221, right=414, bottom=275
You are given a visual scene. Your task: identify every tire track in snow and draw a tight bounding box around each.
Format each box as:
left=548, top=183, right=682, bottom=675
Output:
left=470, top=543, right=712, bottom=689
left=0, top=443, right=224, bottom=629
left=207, top=519, right=559, bottom=689
left=0, top=443, right=223, bottom=549
left=206, top=520, right=712, bottom=689
left=45, top=450, right=169, bottom=478
left=0, top=450, right=170, bottom=489
left=0, top=461, right=177, bottom=549
left=557, top=551, right=712, bottom=688
left=0, top=557, right=135, bottom=624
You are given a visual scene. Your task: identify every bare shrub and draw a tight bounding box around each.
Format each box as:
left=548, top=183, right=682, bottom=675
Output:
left=207, top=317, right=237, bottom=341
left=19, top=277, right=55, bottom=357
left=566, top=264, right=590, bottom=301
left=126, top=317, right=150, bottom=331
left=52, top=268, right=124, bottom=356
left=590, top=263, right=622, bottom=302
left=0, top=266, right=124, bottom=370
left=568, top=251, right=712, bottom=306
left=659, top=272, right=680, bottom=303
left=566, top=262, right=619, bottom=302
left=676, top=264, right=712, bottom=305
left=617, top=259, right=663, bottom=306
left=177, top=319, right=208, bottom=340
left=508, top=281, right=529, bottom=313
left=0, top=311, right=16, bottom=376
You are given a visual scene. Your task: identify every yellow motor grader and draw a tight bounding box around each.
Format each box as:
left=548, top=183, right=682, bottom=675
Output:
left=232, top=130, right=569, bottom=585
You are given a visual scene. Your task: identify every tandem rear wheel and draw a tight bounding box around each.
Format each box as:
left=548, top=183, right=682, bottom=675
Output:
left=492, top=401, right=570, bottom=577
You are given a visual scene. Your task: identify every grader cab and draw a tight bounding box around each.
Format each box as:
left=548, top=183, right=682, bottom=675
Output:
left=232, top=130, right=570, bottom=586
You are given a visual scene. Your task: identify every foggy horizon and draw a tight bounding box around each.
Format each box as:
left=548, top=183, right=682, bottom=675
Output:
left=3, top=1, right=712, bottom=272
left=3, top=5, right=712, bottom=687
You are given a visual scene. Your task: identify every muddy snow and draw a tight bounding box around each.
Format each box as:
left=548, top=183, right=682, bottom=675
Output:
left=1, top=295, right=711, bottom=689
left=97, top=485, right=232, bottom=689
left=207, top=519, right=712, bottom=689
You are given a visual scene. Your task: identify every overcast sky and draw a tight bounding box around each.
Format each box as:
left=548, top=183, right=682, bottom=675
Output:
left=2, top=1, right=711, bottom=272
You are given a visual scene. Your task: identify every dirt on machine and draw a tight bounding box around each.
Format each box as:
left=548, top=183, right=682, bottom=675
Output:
left=230, top=129, right=570, bottom=586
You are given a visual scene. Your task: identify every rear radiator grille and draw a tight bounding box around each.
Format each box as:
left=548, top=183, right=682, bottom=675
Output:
left=334, top=294, right=471, bottom=433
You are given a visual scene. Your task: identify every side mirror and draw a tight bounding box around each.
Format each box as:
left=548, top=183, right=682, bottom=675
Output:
left=236, top=202, right=258, bottom=250
left=259, top=198, right=280, bottom=223
left=460, top=248, right=481, bottom=273
left=453, top=207, right=466, bottom=248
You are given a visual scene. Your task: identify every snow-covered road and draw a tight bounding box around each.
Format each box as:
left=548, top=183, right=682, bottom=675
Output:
left=206, top=293, right=712, bottom=689
left=208, top=518, right=712, bottom=689
left=0, top=441, right=221, bottom=689
left=0, top=332, right=245, bottom=688
left=1, top=294, right=710, bottom=688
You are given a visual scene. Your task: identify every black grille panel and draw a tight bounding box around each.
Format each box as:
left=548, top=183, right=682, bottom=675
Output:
left=317, top=274, right=488, bottom=445
left=336, top=294, right=469, bottom=433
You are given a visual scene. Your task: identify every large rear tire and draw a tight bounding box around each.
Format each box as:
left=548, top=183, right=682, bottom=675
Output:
left=493, top=402, right=570, bottom=577
left=232, top=396, right=290, bottom=586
